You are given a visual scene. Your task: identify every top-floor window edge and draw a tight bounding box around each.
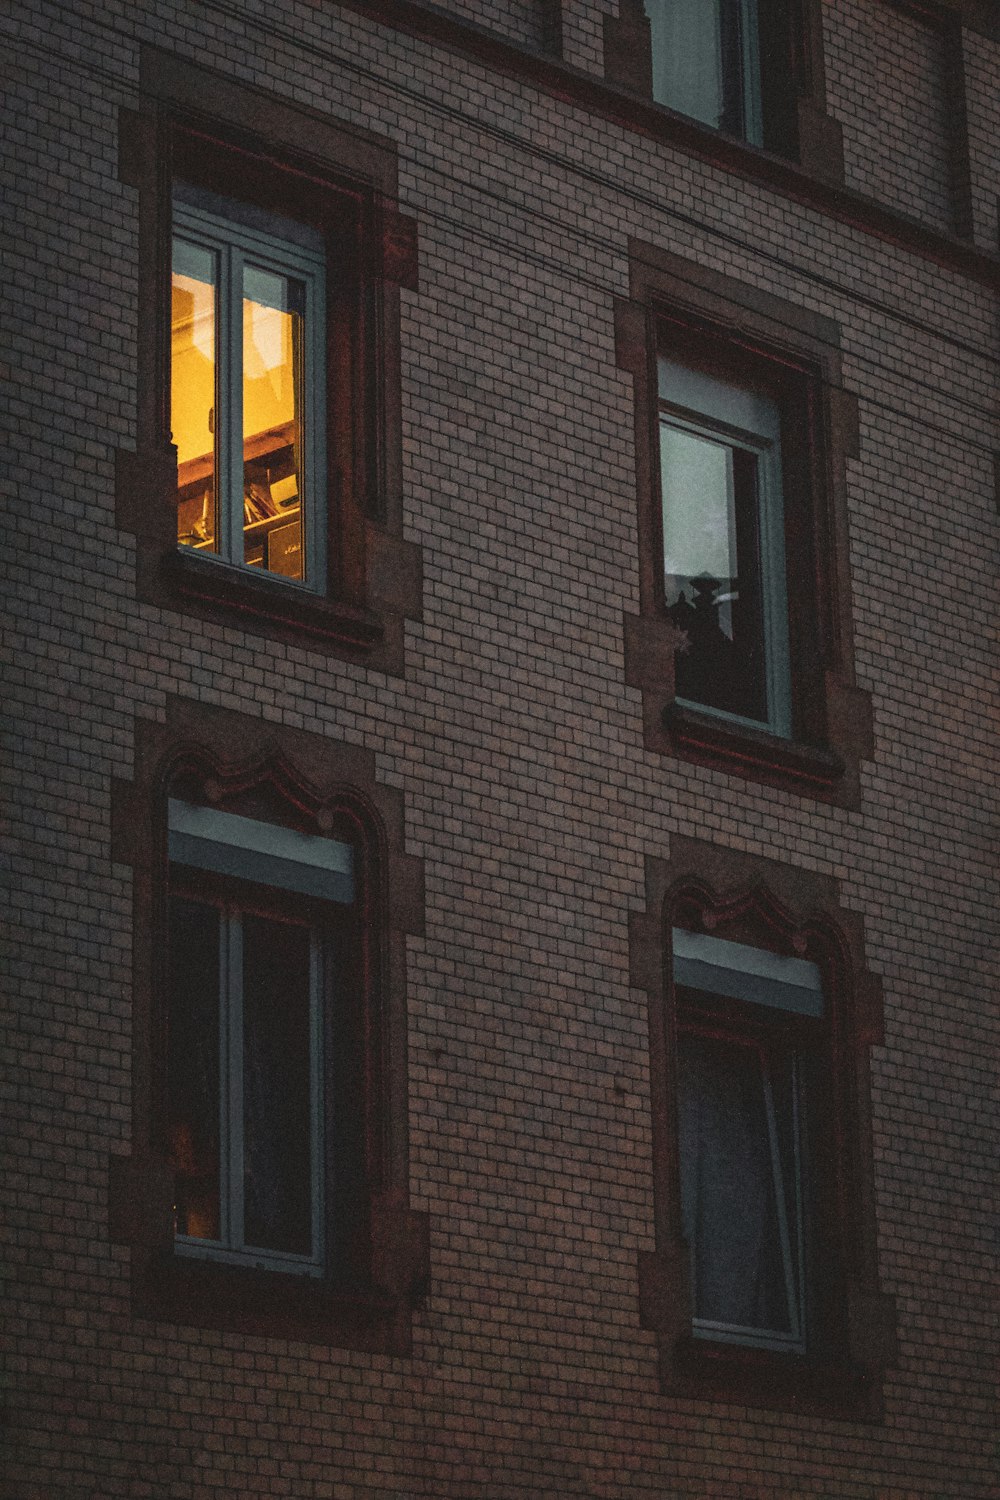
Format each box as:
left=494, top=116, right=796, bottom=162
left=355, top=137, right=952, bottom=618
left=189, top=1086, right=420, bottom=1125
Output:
left=322, top=1, right=1000, bottom=290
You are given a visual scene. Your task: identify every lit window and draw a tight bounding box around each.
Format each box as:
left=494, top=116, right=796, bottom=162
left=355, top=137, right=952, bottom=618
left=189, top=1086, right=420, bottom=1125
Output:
left=659, top=359, right=791, bottom=735
left=166, top=799, right=354, bottom=1276
left=171, top=187, right=326, bottom=588
left=645, top=0, right=763, bottom=143
left=673, top=928, right=821, bottom=1352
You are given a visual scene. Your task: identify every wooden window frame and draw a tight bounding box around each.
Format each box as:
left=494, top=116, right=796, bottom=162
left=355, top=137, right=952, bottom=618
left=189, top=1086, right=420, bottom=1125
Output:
left=108, top=698, right=428, bottom=1354
left=117, top=47, right=421, bottom=672
left=617, top=240, right=873, bottom=806
left=630, top=836, right=897, bottom=1417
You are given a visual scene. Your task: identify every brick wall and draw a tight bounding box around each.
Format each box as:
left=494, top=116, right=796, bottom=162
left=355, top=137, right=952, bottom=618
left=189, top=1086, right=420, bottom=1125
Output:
left=3, top=0, right=998, bottom=1496
left=963, top=25, right=1000, bottom=251
left=428, top=0, right=551, bottom=51
left=823, top=0, right=955, bottom=232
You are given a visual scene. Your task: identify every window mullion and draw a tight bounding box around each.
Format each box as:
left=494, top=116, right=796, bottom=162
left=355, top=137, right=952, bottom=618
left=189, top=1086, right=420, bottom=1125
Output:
left=303, top=268, right=326, bottom=594
left=223, top=245, right=244, bottom=566
left=740, top=0, right=763, bottom=146
left=759, top=446, right=792, bottom=737
left=227, top=910, right=246, bottom=1252
left=214, top=911, right=231, bottom=1248
left=791, top=1057, right=808, bottom=1336
left=310, top=932, right=325, bottom=1268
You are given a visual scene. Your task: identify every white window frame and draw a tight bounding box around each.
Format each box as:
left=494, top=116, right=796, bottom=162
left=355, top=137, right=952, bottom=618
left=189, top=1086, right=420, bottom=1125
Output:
left=168, top=802, right=356, bottom=1278
left=172, top=185, right=327, bottom=593
left=171, top=907, right=327, bottom=1277
left=658, top=358, right=792, bottom=738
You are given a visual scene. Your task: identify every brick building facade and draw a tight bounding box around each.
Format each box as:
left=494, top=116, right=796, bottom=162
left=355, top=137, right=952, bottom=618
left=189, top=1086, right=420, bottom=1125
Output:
left=4, top=0, right=998, bottom=1495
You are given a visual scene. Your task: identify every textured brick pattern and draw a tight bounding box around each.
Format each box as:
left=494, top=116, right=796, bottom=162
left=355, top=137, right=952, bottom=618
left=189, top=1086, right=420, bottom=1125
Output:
left=823, top=0, right=954, bottom=231
left=963, top=27, right=1000, bottom=251
left=430, top=0, right=550, bottom=50
left=3, top=0, right=999, bottom=1495
left=560, top=0, right=615, bottom=76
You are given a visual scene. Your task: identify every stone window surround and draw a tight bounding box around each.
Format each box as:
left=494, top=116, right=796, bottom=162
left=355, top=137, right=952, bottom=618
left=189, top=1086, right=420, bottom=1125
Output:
left=108, top=697, right=428, bottom=1354
left=616, top=238, right=874, bottom=807
left=631, top=834, right=897, bottom=1416
left=116, top=46, right=422, bottom=672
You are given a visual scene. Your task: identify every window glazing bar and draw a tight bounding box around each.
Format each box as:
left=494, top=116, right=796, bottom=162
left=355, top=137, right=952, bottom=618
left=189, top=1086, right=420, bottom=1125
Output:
left=309, top=933, right=325, bottom=1269
left=227, top=910, right=246, bottom=1253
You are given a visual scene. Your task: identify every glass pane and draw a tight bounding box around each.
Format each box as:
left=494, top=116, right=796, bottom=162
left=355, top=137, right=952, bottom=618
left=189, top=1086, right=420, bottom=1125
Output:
left=168, top=896, right=221, bottom=1241
left=662, top=424, right=769, bottom=723
left=242, top=266, right=306, bottom=580
left=172, top=238, right=218, bottom=555
left=678, top=1033, right=803, bottom=1343
left=241, top=914, right=314, bottom=1256
left=647, top=0, right=723, bottom=127
left=646, top=0, right=756, bottom=137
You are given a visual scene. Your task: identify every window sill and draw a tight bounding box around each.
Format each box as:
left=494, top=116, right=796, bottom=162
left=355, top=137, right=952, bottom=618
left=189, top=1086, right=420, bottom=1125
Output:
left=160, top=548, right=384, bottom=652
left=665, top=1334, right=881, bottom=1419
left=133, top=1246, right=411, bottom=1352
left=662, top=701, right=847, bottom=801
left=110, top=1152, right=428, bottom=1355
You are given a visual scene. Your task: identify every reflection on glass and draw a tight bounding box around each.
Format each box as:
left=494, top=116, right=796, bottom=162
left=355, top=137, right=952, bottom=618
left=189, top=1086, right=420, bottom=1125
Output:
left=242, top=267, right=305, bottom=579
left=645, top=0, right=757, bottom=139
left=661, top=422, right=768, bottom=724
left=662, top=426, right=736, bottom=637
left=242, top=915, right=313, bottom=1256
left=172, top=239, right=218, bottom=554
left=678, top=1033, right=805, bottom=1348
left=168, top=896, right=221, bottom=1241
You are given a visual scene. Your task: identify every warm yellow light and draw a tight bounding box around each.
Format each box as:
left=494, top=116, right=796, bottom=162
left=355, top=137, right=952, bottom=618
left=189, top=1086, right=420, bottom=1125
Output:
left=171, top=271, right=215, bottom=469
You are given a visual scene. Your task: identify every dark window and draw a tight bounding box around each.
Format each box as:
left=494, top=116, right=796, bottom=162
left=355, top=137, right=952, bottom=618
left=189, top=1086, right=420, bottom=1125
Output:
left=673, top=928, right=823, bottom=1352
left=166, top=798, right=355, bottom=1279
left=107, top=704, right=428, bottom=1351
left=630, top=839, right=897, bottom=1414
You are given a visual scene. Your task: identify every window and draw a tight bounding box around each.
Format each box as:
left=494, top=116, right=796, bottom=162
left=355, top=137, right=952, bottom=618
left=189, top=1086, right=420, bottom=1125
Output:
left=659, top=359, right=790, bottom=736
left=118, top=48, right=421, bottom=669
left=603, top=1, right=846, bottom=179
left=171, top=190, right=326, bottom=589
left=166, top=799, right=354, bottom=1276
left=107, top=700, right=428, bottom=1351
left=630, top=837, right=897, bottom=1414
left=674, top=928, right=820, bottom=1353
left=617, top=241, right=873, bottom=804
left=645, top=0, right=763, bottom=143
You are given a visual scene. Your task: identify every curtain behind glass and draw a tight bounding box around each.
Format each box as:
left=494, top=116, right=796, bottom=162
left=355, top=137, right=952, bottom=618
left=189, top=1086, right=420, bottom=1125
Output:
left=678, top=1032, right=799, bottom=1340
